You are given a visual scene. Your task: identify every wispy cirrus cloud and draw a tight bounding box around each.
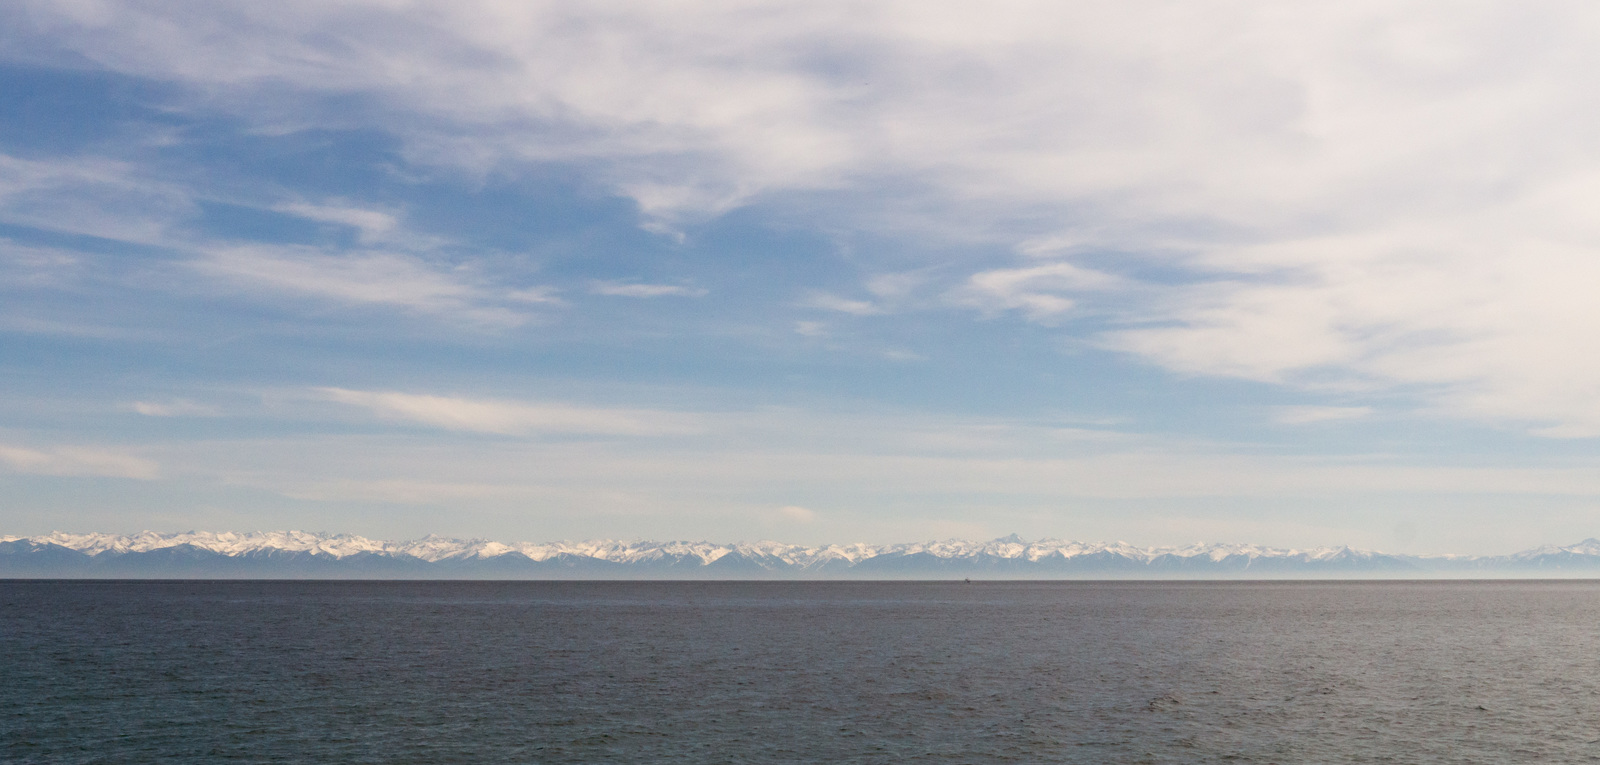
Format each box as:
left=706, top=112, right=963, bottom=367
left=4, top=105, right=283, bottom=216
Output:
left=589, top=281, right=707, bottom=298
left=0, top=444, right=159, bottom=479
left=315, top=388, right=702, bottom=437
left=194, top=246, right=541, bottom=326
left=951, top=262, right=1123, bottom=322
left=777, top=505, right=816, bottom=522
left=800, top=292, right=884, bottom=316
left=1101, top=223, right=1600, bottom=435
left=507, top=286, right=563, bottom=304
left=12, top=2, right=1600, bottom=442
left=0, top=240, right=81, bottom=288
left=19, top=0, right=1581, bottom=436
left=1274, top=406, right=1375, bottom=425
left=0, top=152, right=193, bottom=243
left=273, top=201, right=398, bottom=242
left=131, top=399, right=221, bottom=417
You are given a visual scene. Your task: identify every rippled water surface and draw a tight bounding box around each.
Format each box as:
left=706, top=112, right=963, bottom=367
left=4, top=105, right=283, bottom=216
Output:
left=5, top=580, right=1600, bottom=763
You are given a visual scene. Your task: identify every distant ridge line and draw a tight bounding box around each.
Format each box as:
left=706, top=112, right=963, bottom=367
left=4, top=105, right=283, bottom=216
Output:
left=4, top=531, right=1600, bottom=579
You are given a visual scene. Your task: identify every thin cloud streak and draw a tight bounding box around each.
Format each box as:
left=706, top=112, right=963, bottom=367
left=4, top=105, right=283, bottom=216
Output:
left=589, top=281, right=707, bottom=298
left=0, top=444, right=159, bottom=480
left=952, top=262, right=1123, bottom=322
left=1274, top=406, right=1375, bottom=425
left=315, top=388, right=703, bottom=437
left=800, top=292, right=884, bottom=316
left=273, top=201, right=398, bottom=242
left=194, top=246, right=533, bottom=326
left=0, top=152, right=193, bottom=243
left=131, top=400, right=221, bottom=418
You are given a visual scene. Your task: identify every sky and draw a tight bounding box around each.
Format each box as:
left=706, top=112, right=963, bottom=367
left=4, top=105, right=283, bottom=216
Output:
left=6, top=1, right=1600, bottom=554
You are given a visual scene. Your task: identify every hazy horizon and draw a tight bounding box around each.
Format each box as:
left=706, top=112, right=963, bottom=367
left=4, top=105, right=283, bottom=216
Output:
left=12, top=527, right=1600, bottom=561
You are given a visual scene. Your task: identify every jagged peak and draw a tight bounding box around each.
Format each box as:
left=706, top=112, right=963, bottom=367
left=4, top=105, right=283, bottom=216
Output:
left=11, top=530, right=1600, bottom=571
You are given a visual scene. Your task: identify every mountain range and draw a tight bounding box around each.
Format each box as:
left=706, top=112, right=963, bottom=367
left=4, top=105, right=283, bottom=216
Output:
left=6, top=531, right=1600, bottom=579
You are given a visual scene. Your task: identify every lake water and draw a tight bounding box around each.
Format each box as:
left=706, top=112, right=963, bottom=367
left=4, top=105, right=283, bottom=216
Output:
left=5, top=580, right=1600, bottom=763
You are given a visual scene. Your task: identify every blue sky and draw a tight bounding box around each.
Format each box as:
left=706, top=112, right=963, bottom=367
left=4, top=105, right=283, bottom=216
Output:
left=6, top=2, right=1600, bottom=553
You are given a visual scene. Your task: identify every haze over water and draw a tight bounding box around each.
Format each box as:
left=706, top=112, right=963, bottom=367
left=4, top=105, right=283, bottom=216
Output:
left=6, top=580, right=1599, bottom=763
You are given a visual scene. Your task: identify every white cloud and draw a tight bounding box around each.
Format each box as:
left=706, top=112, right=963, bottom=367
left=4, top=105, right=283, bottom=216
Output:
left=0, top=444, right=159, bottom=479
left=1103, top=224, right=1600, bottom=434
left=195, top=246, right=529, bottom=325
left=16, top=2, right=1600, bottom=433
left=1274, top=406, right=1374, bottom=425
left=0, top=153, right=192, bottom=242
left=506, top=286, right=563, bottom=304
left=1015, top=235, right=1083, bottom=258
left=801, top=292, right=884, bottom=316
left=315, top=388, right=702, bottom=436
left=589, top=281, right=707, bottom=298
left=0, top=240, right=80, bottom=288
left=777, top=505, right=816, bottom=522
left=794, top=321, right=827, bottom=337
left=953, top=262, right=1122, bottom=321
left=864, top=273, right=925, bottom=300
left=132, top=399, right=221, bottom=417
left=275, top=201, right=398, bottom=242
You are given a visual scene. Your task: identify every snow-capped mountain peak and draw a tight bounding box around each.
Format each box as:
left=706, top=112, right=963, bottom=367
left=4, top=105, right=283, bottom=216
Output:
left=7, top=530, right=1600, bottom=578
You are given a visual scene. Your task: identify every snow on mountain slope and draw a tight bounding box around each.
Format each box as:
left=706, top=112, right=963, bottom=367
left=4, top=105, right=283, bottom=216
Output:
left=0, top=530, right=1399, bottom=564
left=6, top=530, right=1599, bottom=574
left=15, top=530, right=392, bottom=558
left=1508, top=538, right=1600, bottom=561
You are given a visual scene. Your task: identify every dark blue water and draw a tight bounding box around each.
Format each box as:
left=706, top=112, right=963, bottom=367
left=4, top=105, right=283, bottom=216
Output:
left=5, top=580, right=1600, bottom=763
